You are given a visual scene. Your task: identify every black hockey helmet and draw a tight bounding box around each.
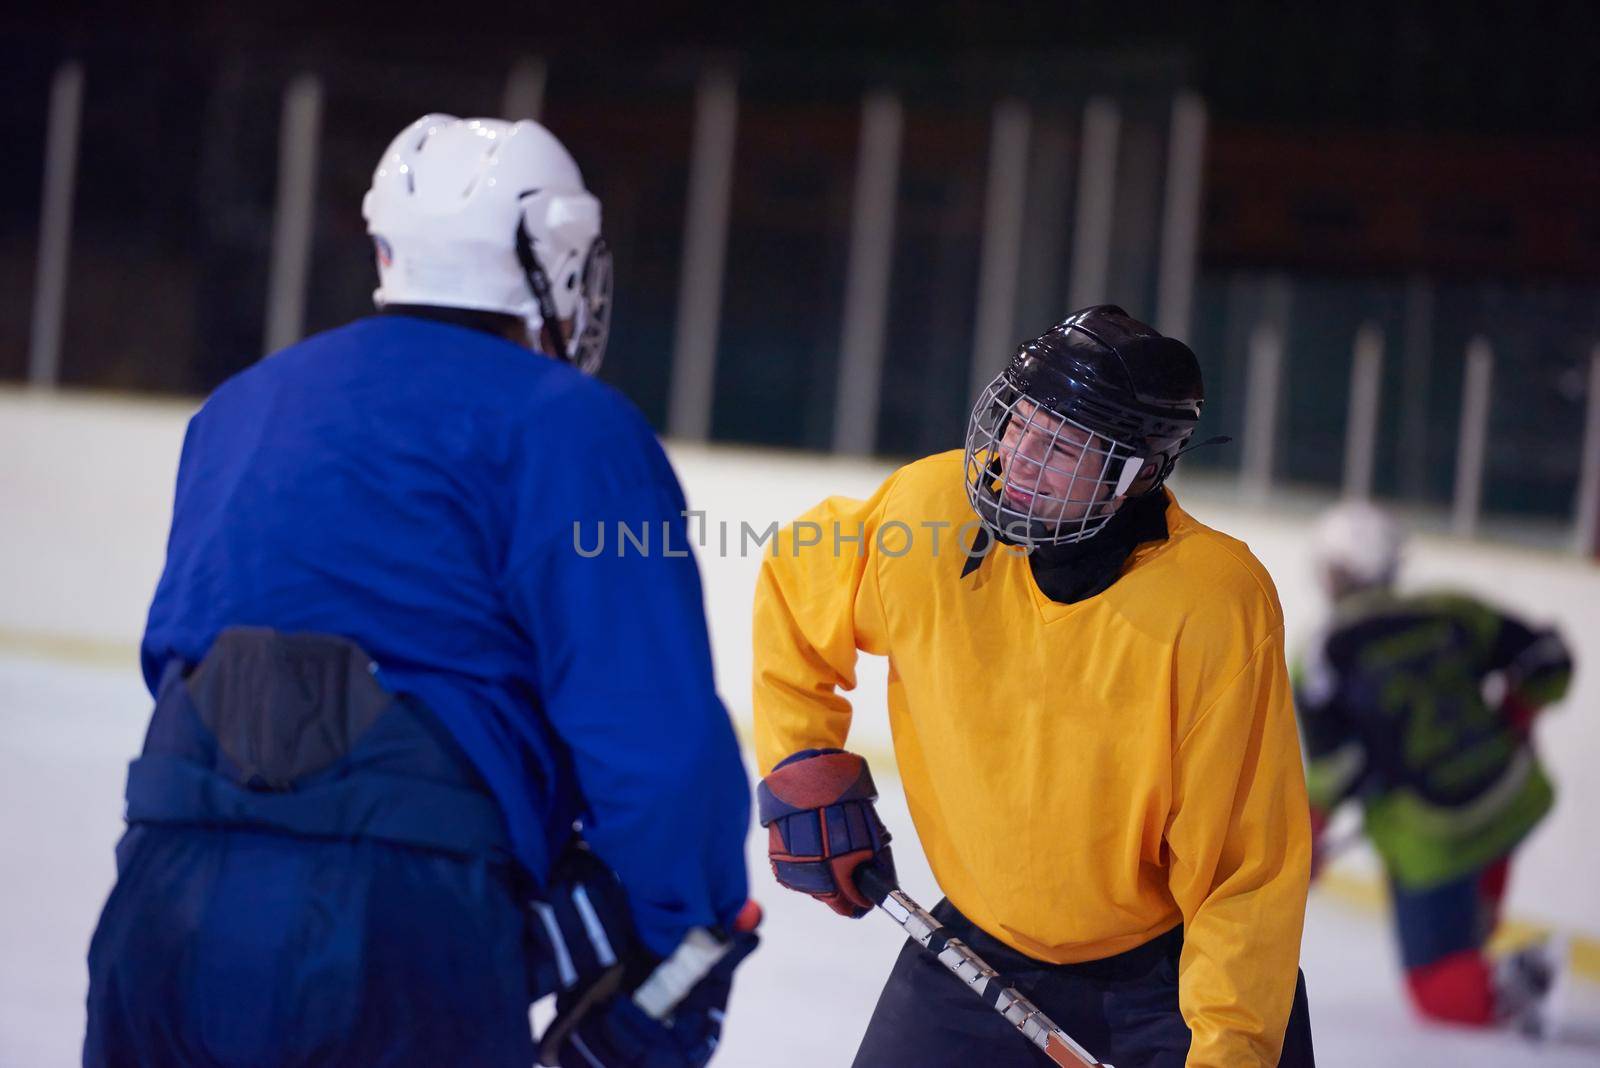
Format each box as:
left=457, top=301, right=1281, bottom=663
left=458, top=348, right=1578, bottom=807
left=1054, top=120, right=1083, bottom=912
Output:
left=963, top=305, right=1205, bottom=546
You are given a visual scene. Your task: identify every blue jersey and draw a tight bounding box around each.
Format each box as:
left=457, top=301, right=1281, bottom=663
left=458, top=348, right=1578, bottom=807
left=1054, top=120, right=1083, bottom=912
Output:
left=142, top=314, right=749, bottom=953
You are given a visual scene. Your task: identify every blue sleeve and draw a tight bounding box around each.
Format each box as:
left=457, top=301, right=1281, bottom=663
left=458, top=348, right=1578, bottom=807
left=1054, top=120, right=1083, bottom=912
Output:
left=141, top=411, right=208, bottom=695
left=501, top=380, right=750, bottom=956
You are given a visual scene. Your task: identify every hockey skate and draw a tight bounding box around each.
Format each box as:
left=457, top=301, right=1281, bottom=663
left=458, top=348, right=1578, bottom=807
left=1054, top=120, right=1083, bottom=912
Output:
left=1494, top=935, right=1567, bottom=1041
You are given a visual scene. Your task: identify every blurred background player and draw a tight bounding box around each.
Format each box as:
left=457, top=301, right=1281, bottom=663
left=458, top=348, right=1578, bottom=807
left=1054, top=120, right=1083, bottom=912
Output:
left=1296, top=501, right=1574, bottom=1035
left=752, top=306, right=1315, bottom=1066
left=82, top=115, right=755, bottom=1067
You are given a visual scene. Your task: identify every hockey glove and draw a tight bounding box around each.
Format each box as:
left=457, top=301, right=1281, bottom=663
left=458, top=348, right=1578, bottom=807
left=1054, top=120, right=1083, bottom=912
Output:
left=539, top=902, right=761, bottom=1068
left=756, top=748, right=895, bottom=918
left=528, top=840, right=637, bottom=1002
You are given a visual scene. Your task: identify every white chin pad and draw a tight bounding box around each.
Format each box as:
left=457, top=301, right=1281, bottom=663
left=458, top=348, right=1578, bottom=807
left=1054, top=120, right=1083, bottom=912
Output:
left=1114, top=455, right=1146, bottom=498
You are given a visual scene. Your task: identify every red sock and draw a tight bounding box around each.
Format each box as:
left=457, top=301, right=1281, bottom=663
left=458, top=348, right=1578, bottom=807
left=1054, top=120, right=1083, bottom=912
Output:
left=1406, top=951, right=1495, bottom=1025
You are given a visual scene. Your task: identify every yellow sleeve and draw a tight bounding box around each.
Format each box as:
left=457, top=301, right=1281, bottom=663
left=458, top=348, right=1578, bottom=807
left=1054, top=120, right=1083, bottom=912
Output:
left=1167, top=625, right=1312, bottom=1067
left=751, top=474, right=896, bottom=776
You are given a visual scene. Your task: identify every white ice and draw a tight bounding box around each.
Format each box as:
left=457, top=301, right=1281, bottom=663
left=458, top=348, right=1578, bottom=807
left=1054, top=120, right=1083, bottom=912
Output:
left=3, top=654, right=1598, bottom=1067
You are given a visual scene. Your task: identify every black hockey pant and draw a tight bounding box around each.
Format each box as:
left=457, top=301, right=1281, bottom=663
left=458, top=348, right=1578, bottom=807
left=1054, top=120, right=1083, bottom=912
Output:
left=853, top=898, right=1315, bottom=1067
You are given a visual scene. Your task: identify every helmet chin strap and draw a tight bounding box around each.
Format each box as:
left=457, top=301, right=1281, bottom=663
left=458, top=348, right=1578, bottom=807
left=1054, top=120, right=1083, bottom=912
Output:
left=514, top=219, right=567, bottom=360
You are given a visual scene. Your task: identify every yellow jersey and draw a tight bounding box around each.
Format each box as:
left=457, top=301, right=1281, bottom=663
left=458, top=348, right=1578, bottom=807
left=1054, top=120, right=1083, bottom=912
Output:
left=753, top=450, right=1311, bottom=1067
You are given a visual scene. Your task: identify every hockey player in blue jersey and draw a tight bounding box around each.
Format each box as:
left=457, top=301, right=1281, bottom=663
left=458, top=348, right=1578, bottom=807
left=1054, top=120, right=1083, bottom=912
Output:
left=84, top=115, right=757, bottom=1067
left=1296, top=501, right=1571, bottom=1036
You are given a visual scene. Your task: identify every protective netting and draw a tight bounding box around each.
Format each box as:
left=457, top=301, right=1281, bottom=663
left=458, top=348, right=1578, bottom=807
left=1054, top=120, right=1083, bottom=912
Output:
left=963, top=373, right=1147, bottom=547
left=569, top=238, right=613, bottom=375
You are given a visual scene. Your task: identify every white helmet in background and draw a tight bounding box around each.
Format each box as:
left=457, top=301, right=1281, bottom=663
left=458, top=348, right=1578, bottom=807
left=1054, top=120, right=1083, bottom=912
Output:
left=1311, top=500, right=1405, bottom=595
left=362, top=114, right=612, bottom=373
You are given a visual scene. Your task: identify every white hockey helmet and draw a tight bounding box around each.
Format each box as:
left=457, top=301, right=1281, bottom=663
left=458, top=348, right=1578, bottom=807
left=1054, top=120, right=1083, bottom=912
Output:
left=1311, top=500, right=1405, bottom=594
left=362, top=114, right=612, bottom=372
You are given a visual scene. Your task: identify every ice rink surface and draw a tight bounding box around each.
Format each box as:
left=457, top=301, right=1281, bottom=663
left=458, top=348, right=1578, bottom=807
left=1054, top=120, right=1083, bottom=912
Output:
left=4, top=654, right=1598, bottom=1067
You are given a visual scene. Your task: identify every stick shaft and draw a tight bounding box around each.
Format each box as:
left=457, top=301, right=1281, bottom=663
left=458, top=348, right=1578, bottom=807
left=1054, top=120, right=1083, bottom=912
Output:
left=855, top=867, right=1111, bottom=1068
left=633, top=927, right=728, bottom=1018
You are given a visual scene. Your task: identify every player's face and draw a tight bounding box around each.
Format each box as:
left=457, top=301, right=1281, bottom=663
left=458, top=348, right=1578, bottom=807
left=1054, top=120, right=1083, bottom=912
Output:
left=997, top=399, right=1119, bottom=525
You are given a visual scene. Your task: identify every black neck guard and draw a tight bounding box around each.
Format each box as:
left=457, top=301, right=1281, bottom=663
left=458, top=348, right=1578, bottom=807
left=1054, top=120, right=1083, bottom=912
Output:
left=1023, top=491, right=1170, bottom=604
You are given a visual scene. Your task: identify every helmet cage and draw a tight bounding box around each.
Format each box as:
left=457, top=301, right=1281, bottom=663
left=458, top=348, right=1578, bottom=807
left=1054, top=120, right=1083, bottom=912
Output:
left=963, top=373, right=1149, bottom=547
left=570, top=237, right=613, bottom=376
left=516, top=223, right=613, bottom=374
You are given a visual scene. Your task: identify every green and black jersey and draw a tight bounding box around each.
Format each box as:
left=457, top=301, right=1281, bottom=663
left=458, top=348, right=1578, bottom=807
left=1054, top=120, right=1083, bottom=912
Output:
left=1294, top=590, right=1572, bottom=889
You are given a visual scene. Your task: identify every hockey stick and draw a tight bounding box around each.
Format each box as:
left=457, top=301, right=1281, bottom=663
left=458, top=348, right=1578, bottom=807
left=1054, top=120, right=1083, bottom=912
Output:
left=537, top=901, right=761, bottom=1064
left=854, top=866, right=1115, bottom=1068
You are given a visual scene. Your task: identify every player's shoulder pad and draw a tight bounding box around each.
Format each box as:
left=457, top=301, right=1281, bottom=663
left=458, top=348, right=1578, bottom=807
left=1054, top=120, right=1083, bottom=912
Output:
left=493, top=360, right=680, bottom=513
left=1406, top=588, right=1498, bottom=622
left=774, top=451, right=967, bottom=562
left=517, top=361, right=659, bottom=449
left=879, top=449, right=971, bottom=515
left=1156, top=498, right=1285, bottom=627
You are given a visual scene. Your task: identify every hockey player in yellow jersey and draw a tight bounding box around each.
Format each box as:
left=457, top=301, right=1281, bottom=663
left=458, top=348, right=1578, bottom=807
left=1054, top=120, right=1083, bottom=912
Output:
left=753, top=306, right=1315, bottom=1066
